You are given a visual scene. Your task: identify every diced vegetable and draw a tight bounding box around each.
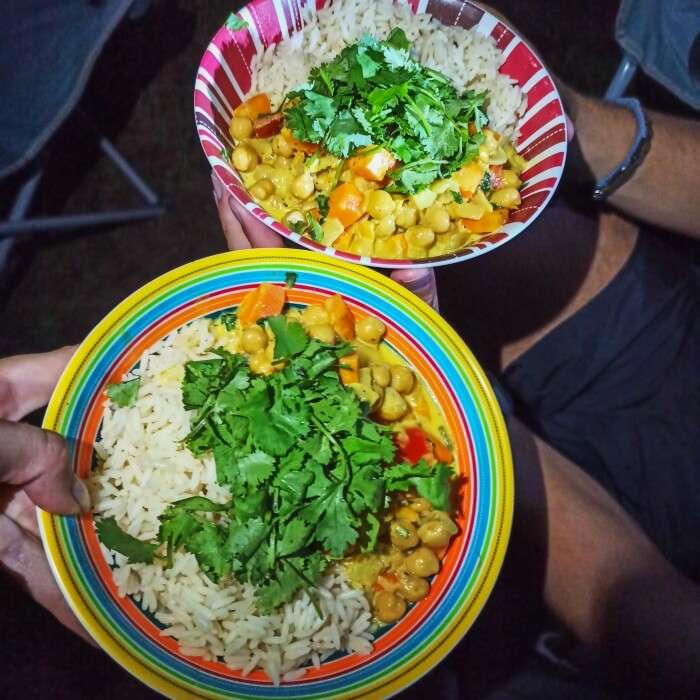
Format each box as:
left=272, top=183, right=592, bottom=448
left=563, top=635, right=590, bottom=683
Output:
left=253, top=111, right=284, bottom=138
left=348, top=148, right=396, bottom=181
left=237, top=282, right=286, bottom=326
left=326, top=293, right=356, bottom=340
left=338, top=352, right=360, bottom=384
left=234, top=93, right=272, bottom=121
left=281, top=127, right=318, bottom=155
left=396, top=426, right=433, bottom=465
left=328, top=182, right=365, bottom=228
left=462, top=208, right=509, bottom=233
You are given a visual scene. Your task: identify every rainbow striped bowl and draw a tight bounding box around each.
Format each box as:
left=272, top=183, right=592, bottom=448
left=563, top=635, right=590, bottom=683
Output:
left=195, top=0, right=567, bottom=268
left=39, top=249, right=513, bottom=699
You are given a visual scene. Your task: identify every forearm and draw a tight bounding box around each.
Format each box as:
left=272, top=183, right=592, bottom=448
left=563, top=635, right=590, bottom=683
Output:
left=559, top=83, right=700, bottom=239
left=508, top=416, right=700, bottom=697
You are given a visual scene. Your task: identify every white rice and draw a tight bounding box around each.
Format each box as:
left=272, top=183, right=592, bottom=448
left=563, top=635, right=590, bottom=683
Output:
left=89, top=317, right=374, bottom=684
left=249, top=0, right=526, bottom=140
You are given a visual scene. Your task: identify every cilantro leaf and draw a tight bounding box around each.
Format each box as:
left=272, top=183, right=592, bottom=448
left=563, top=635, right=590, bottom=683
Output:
left=224, top=13, right=248, bottom=31
left=106, top=378, right=140, bottom=408
left=95, top=517, right=158, bottom=564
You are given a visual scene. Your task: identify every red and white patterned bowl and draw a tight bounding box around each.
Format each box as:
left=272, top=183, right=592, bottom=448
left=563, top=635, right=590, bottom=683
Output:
left=195, top=0, right=568, bottom=268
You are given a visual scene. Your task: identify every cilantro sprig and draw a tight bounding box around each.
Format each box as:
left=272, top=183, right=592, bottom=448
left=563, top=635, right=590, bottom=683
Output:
left=97, top=314, right=454, bottom=614
left=283, top=28, right=488, bottom=194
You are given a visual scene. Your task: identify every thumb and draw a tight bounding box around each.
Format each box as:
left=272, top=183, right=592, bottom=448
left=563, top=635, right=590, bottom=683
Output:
left=0, top=421, right=90, bottom=515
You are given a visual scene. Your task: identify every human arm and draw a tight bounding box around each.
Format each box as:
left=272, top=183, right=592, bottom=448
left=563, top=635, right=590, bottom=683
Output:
left=558, top=82, right=700, bottom=239
left=508, top=414, right=700, bottom=698
left=0, top=347, right=93, bottom=643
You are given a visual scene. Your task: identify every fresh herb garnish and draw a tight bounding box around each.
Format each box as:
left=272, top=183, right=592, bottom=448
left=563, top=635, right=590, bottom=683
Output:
left=316, top=193, right=330, bottom=220
left=106, top=378, right=140, bottom=408
left=224, top=13, right=248, bottom=31
left=285, top=272, right=298, bottom=288
left=288, top=214, right=324, bottom=242
left=480, top=171, right=491, bottom=192
left=220, top=147, right=230, bottom=162
left=98, top=314, right=453, bottom=613
left=283, top=28, right=488, bottom=194
left=450, top=189, right=464, bottom=204
left=218, top=310, right=238, bottom=330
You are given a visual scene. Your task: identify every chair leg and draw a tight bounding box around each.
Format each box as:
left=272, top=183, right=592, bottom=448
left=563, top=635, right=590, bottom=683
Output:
left=0, top=166, right=44, bottom=265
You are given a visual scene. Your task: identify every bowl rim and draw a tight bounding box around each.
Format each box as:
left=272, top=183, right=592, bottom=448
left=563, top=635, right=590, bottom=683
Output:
left=195, top=0, right=568, bottom=268
left=39, top=248, right=514, bottom=699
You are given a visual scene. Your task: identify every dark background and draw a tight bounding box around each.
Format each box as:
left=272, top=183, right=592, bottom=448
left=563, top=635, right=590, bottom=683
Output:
left=0, top=1, right=690, bottom=698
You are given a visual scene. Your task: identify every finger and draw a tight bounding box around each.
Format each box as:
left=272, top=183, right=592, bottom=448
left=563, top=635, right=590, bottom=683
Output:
left=390, top=268, right=440, bottom=312
left=228, top=195, right=286, bottom=248
left=2, top=488, right=41, bottom=538
left=0, top=346, right=76, bottom=420
left=0, top=513, right=95, bottom=645
left=0, top=421, right=90, bottom=515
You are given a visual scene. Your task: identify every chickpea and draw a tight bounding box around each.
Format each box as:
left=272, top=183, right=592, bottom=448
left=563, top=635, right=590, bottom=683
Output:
left=405, top=225, right=436, bottom=249
left=377, top=386, right=409, bottom=421
left=422, top=205, right=451, bottom=234
left=231, top=144, right=259, bottom=172
left=241, top=324, right=268, bottom=354
left=281, top=210, right=304, bottom=228
left=356, top=316, right=386, bottom=345
left=366, top=190, right=395, bottom=219
left=229, top=115, right=254, bottom=140
left=389, top=519, right=419, bottom=550
left=390, top=365, right=415, bottom=394
left=307, top=323, right=336, bottom=344
left=397, top=572, right=430, bottom=602
left=303, top=304, right=329, bottom=325
left=408, top=497, right=432, bottom=513
left=248, top=178, right=275, bottom=201
left=374, top=215, right=396, bottom=238
left=500, top=169, right=521, bottom=188
left=418, top=519, right=453, bottom=549
left=404, top=547, right=440, bottom=577
left=371, top=364, right=391, bottom=388
left=248, top=350, right=273, bottom=375
left=490, top=186, right=521, bottom=209
left=395, top=202, right=419, bottom=229
left=290, top=172, right=315, bottom=200
left=271, top=132, right=294, bottom=157
left=373, top=590, right=407, bottom=623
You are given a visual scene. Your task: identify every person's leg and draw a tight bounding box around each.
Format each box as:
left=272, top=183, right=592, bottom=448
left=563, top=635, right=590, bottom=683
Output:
left=436, top=201, right=638, bottom=373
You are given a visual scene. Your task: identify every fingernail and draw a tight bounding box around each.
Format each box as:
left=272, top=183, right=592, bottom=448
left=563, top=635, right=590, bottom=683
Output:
left=211, top=172, right=223, bottom=202
left=72, top=478, right=91, bottom=513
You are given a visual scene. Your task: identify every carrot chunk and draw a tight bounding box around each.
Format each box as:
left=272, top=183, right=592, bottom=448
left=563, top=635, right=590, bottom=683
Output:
left=325, top=293, right=356, bottom=340
left=328, top=182, right=365, bottom=228
left=238, top=283, right=286, bottom=326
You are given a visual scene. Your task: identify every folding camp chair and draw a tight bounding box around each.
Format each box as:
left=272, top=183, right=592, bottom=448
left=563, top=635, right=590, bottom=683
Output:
left=605, top=0, right=700, bottom=104
left=0, top=0, right=164, bottom=273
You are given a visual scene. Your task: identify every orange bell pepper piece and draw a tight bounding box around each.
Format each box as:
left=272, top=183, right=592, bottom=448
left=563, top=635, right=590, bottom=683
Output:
left=325, top=293, right=356, bottom=340
left=234, top=93, right=272, bottom=121
left=462, top=208, right=509, bottom=234
left=338, top=352, right=360, bottom=385
left=328, top=182, right=365, bottom=228
left=348, top=147, right=396, bottom=181
left=237, top=283, right=286, bottom=326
